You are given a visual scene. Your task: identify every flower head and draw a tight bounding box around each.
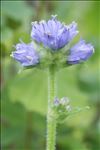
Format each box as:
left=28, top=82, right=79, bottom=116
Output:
left=52, top=96, right=72, bottom=123
left=31, top=15, right=78, bottom=51
left=53, top=96, right=71, bottom=112
left=11, top=15, right=94, bottom=69
left=67, top=39, right=94, bottom=64
left=11, top=41, right=39, bottom=67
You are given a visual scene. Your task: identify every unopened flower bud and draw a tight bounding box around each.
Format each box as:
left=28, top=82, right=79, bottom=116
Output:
left=60, top=97, right=69, bottom=105
left=54, top=97, right=59, bottom=106
left=66, top=105, right=71, bottom=112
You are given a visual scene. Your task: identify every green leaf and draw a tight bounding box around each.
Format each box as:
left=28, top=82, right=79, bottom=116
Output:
left=1, top=127, right=25, bottom=147
left=1, top=95, right=46, bottom=149
left=9, top=69, right=48, bottom=115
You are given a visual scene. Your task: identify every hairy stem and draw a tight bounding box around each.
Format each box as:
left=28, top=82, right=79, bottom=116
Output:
left=46, top=65, right=57, bottom=150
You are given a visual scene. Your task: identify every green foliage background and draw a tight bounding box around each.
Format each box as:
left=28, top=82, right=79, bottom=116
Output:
left=1, top=1, right=100, bottom=150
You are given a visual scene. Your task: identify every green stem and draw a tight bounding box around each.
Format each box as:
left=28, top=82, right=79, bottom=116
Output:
left=46, top=65, right=57, bottom=150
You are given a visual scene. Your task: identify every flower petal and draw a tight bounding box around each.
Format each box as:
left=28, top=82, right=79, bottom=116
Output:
left=31, top=15, right=78, bottom=51
left=67, top=39, right=94, bottom=64
left=11, top=41, right=39, bottom=67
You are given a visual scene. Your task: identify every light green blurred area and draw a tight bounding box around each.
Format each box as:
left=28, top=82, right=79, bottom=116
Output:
left=1, top=1, right=100, bottom=150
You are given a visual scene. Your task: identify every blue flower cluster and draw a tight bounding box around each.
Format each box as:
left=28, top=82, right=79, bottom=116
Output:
left=31, top=15, right=78, bottom=50
left=11, top=41, right=39, bottom=67
left=52, top=97, right=72, bottom=123
left=11, top=15, right=94, bottom=67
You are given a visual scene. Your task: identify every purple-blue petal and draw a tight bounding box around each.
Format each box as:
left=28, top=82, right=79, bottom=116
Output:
left=11, top=42, right=39, bottom=67
left=31, top=15, right=79, bottom=51
left=67, top=39, right=94, bottom=64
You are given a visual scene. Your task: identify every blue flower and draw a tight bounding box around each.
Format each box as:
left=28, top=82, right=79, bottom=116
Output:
left=31, top=15, right=79, bottom=51
left=11, top=41, right=39, bottom=67
left=67, top=39, right=94, bottom=64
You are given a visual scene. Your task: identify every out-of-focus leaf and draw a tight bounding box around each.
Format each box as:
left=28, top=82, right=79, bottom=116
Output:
left=1, top=127, right=25, bottom=147
left=57, top=124, right=88, bottom=150
left=77, top=66, right=99, bottom=94
left=8, top=69, right=48, bottom=115
left=57, top=67, right=87, bottom=106
left=6, top=17, right=21, bottom=30
left=1, top=1, right=33, bottom=22
left=1, top=91, right=46, bottom=149
left=1, top=27, right=13, bottom=55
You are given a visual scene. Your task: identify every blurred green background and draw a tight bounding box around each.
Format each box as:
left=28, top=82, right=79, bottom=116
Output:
left=1, top=1, right=100, bottom=150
